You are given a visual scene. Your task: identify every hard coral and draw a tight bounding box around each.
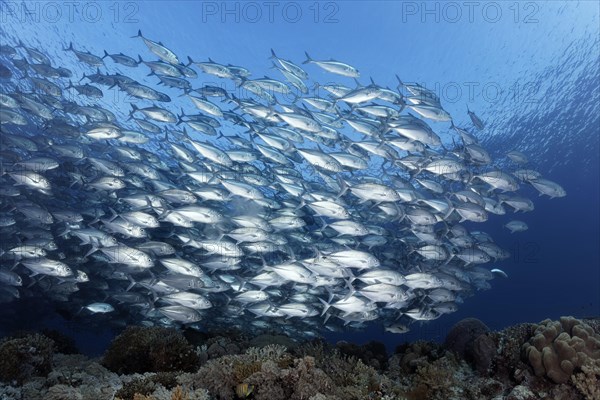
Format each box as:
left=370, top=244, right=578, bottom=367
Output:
left=407, top=354, right=463, bottom=400
left=444, top=318, right=490, bottom=358
left=336, top=340, right=388, bottom=370
left=572, top=358, right=600, bottom=400
left=318, top=351, right=381, bottom=399
left=192, top=344, right=292, bottom=399
left=472, top=334, right=496, bottom=374
left=522, top=316, right=600, bottom=384
left=444, top=317, right=498, bottom=374
left=115, top=376, right=158, bottom=400
left=0, top=333, right=54, bottom=384
left=103, top=327, right=200, bottom=374
left=246, top=356, right=334, bottom=400
left=491, top=323, right=537, bottom=385
left=116, top=372, right=181, bottom=400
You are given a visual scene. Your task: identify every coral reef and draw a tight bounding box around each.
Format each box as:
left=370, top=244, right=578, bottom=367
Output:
left=444, top=317, right=497, bottom=374
left=103, top=326, right=200, bottom=374
left=336, top=340, right=388, bottom=370
left=572, top=359, right=600, bottom=400
left=0, top=333, right=54, bottom=384
left=1, top=318, right=599, bottom=400
left=522, top=316, right=600, bottom=383
left=41, top=329, right=80, bottom=355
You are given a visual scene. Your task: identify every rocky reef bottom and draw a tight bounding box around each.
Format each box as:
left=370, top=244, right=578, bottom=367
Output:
left=0, top=316, right=599, bottom=400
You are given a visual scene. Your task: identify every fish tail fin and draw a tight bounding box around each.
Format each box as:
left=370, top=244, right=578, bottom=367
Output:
left=179, top=127, right=190, bottom=141
left=318, top=220, right=329, bottom=235
left=335, top=175, right=349, bottom=198
left=176, top=107, right=186, bottom=125
left=137, top=54, right=144, bottom=64
left=269, top=48, right=278, bottom=59
left=443, top=205, right=455, bottom=221
left=83, top=244, right=99, bottom=258
left=66, top=79, right=74, bottom=90
left=318, top=297, right=331, bottom=316
left=345, top=268, right=356, bottom=284
left=186, top=55, right=194, bottom=66
left=102, top=50, right=109, bottom=59
left=303, top=51, right=312, bottom=64
left=294, top=197, right=306, bottom=212
left=395, top=74, right=404, bottom=88
left=343, top=277, right=355, bottom=296
left=131, top=29, right=143, bottom=39
left=234, top=75, right=247, bottom=88
left=107, top=207, right=119, bottom=222
left=128, top=103, right=138, bottom=119
left=126, top=275, right=137, bottom=291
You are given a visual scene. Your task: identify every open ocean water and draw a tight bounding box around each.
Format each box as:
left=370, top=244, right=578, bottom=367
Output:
left=0, top=1, right=598, bottom=356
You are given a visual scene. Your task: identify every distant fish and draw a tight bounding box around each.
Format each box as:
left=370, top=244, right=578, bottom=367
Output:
left=303, top=51, right=359, bottom=78
left=131, top=29, right=180, bottom=65
left=64, top=42, right=104, bottom=67
left=467, top=105, right=485, bottom=130
left=102, top=50, right=139, bottom=67
left=504, top=220, right=528, bottom=233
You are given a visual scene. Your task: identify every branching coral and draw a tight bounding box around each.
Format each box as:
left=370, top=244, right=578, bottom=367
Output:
left=572, top=359, right=600, bottom=400
left=244, top=344, right=289, bottom=362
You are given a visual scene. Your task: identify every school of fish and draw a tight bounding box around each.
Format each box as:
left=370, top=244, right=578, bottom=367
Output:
left=0, top=30, right=566, bottom=337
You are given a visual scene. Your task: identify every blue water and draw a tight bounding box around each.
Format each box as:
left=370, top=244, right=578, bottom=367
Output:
left=1, top=1, right=598, bottom=354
